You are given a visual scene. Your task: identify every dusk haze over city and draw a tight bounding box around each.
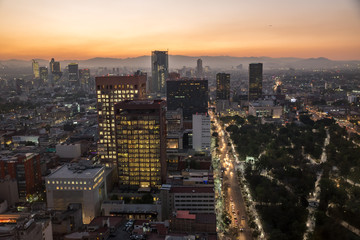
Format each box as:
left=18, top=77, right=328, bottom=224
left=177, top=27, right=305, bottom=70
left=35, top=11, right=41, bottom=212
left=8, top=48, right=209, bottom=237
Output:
left=1, top=0, right=360, bottom=60
left=1, top=1, right=360, bottom=240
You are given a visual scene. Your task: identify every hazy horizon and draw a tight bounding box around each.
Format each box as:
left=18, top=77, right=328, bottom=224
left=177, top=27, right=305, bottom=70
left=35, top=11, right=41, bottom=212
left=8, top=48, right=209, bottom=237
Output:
left=1, top=55, right=360, bottom=62
left=1, top=0, right=359, bottom=61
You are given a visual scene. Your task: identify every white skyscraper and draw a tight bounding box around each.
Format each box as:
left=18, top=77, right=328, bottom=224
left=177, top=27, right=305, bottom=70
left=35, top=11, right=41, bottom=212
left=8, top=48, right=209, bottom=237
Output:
left=192, top=114, right=211, bottom=153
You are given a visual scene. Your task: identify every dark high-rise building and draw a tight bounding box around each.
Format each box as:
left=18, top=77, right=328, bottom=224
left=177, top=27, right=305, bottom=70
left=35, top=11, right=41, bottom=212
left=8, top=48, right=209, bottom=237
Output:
left=248, top=63, right=263, bottom=101
left=50, top=58, right=61, bottom=73
left=32, top=60, right=39, bottom=79
left=79, top=68, right=90, bottom=88
left=15, top=78, right=25, bottom=94
left=39, top=67, right=48, bottom=83
left=167, top=78, right=208, bottom=120
left=151, top=50, right=168, bottom=95
left=95, top=75, right=147, bottom=168
left=114, top=100, right=167, bottom=189
left=216, top=73, right=230, bottom=100
left=49, top=58, right=62, bottom=83
left=68, top=63, right=79, bottom=85
left=196, top=58, right=203, bottom=78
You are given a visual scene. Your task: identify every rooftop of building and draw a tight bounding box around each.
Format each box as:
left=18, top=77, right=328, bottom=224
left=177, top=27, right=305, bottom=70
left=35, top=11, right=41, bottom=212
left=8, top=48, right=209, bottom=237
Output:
left=249, top=100, right=275, bottom=107
left=63, top=231, right=90, bottom=239
left=102, top=201, right=159, bottom=214
left=115, top=99, right=165, bottom=108
left=167, top=77, right=208, bottom=82
left=95, top=74, right=147, bottom=84
left=0, top=151, right=38, bottom=162
left=176, top=211, right=196, bottom=220
left=46, top=161, right=104, bottom=180
left=195, top=213, right=216, bottom=224
left=169, top=186, right=214, bottom=194
left=88, top=216, right=125, bottom=227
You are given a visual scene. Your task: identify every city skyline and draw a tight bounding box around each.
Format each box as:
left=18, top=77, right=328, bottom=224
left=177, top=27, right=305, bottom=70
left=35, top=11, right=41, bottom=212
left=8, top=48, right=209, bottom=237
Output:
left=0, top=0, right=360, bottom=61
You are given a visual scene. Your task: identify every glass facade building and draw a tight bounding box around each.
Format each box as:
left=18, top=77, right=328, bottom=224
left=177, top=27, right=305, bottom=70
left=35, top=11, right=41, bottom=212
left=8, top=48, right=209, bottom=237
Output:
left=216, top=73, right=230, bottom=100
left=95, top=75, right=147, bottom=168
left=151, top=50, right=168, bottom=95
left=68, top=63, right=79, bottom=85
left=114, top=100, right=166, bottom=189
left=166, top=78, right=208, bottom=120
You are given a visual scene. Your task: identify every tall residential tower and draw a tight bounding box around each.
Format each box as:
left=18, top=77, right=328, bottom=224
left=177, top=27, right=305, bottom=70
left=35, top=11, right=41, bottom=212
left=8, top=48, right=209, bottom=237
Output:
left=196, top=58, right=203, bottom=78
left=216, top=73, right=230, bottom=100
left=248, top=63, right=263, bottom=101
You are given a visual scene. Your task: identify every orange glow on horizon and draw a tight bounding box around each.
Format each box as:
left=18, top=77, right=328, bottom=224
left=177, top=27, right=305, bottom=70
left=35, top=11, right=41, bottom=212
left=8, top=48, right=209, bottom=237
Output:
left=0, top=0, right=359, bottom=61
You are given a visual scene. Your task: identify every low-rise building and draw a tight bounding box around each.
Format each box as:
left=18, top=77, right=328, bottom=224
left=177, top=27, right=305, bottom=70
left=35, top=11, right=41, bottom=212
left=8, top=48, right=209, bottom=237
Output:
left=55, top=143, right=82, bottom=159
left=52, top=203, right=83, bottom=240
left=0, top=152, right=42, bottom=200
left=45, top=162, right=106, bottom=224
left=101, top=200, right=161, bottom=221
left=0, top=213, right=52, bottom=240
left=160, top=185, right=215, bottom=221
left=170, top=210, right=216, bottom=235
left=0, top=176, right=19, bottom=206
left=248, top=100, right=283, bottom=118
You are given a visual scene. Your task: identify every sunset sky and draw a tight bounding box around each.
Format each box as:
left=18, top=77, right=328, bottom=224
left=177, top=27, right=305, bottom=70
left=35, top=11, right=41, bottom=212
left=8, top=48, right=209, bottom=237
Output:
left=0, top=0, right=360, bottom=60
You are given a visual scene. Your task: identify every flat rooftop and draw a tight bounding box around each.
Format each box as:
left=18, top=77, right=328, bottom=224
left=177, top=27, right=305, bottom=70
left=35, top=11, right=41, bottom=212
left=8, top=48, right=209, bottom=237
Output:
left=47, top=163, right=104, bottom=180
left=170, top=186, right=214, bottom=194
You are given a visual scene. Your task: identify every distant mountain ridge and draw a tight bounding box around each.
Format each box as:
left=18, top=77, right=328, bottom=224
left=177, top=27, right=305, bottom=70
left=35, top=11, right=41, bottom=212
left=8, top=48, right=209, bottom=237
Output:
left=1, top=55, right=359, bottom=70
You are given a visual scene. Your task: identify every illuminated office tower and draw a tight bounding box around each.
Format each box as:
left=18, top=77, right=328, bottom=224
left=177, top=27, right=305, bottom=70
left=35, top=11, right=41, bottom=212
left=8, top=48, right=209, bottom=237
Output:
left=68, top=63, right=79, bottom=85
left=114, top=100, right=166, bottom=189
left=32, top=59, right=39, bottom=78
left=151, top=50, right=168, bottom=95
left=248, top=63, right=263, bottom=101
left=166, top=78, right=208, bottom=120
left=39, top=67, right=48, bottom=82
left=216, top=73, right=230, bottom=100
left=95, top=75, right=147, bottom=167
